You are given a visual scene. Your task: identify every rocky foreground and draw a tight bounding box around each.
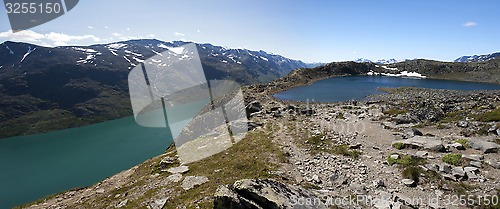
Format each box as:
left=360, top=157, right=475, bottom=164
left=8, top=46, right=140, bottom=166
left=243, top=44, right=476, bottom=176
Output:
left=21, top=77, right=500, bottom=208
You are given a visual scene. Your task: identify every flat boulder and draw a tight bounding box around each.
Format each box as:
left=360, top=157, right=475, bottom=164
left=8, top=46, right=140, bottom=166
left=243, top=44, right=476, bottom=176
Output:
left=469, top=139, right=498, bottom=154
left=214, top=179, right=327, bottom=209
left=395, top=136, right=446, bottom=152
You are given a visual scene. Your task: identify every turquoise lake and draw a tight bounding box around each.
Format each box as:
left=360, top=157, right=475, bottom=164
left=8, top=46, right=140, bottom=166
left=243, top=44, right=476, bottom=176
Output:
left=0, top=100, right=207, bottom=208
left=274, top=76, right=500, bottom=102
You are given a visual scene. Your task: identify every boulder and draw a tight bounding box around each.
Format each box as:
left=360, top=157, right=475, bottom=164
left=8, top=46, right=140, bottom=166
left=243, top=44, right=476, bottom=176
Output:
left=450, top=142, right=466, bottom=150
left=469, top=139, right=498, bottom=153
left=181, top=176, right=209, bottom=190
left=246, top=101, right=262, bottom=117
left=214, top=179, right=327, bottom=209
left=397, top=136, right=446, bottom=152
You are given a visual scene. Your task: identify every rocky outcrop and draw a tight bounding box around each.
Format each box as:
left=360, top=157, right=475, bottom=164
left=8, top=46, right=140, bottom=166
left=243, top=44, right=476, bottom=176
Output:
left=213, top=179, right=327, bottom=209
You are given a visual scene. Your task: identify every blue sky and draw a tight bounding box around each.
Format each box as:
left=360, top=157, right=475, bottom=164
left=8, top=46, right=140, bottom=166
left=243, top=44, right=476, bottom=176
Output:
left=1, top=0, right=499, bottom=63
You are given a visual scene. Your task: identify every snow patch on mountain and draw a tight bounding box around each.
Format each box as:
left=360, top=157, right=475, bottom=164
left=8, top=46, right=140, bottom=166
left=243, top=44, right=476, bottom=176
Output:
left=5, top=45, right=14, bottom=55
left=20, top=46, right=36, bottom=63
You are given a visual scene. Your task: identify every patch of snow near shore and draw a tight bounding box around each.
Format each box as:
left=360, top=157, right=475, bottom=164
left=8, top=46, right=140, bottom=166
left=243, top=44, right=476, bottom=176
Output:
left=367, top=70, right=426, bottom=78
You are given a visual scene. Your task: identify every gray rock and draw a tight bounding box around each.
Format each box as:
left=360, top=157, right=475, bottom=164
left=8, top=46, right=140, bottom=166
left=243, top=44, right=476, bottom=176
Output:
left=149, top=198, right=168, bottom=209
left=401, top=179, right=415, bottom=187
left=415, top=151, right=429, bottom=158
left=457, top=121, right=469, bottom=128
left=442, top=174, right=456, bottom=181
left=450, top=142, right=466, bottom=150
left=116, top=199, right=128, bottom=208
left=311, top=174, right=321, bottom=184
left=213, top=179, right=327, bottom=209
left=349, top=143, right=362, bottom=149
left=166, top=165, right=189, bottom=174
left=398, top=136, right=446, bottom=152
left=166, top=173, right=183, bottom=183
left=373, top=179, right=385, bottom=188
left=469, top=161, right=482, bottom=168
left=159, top=156, right=176, bottom=169
left=425, top=163, right=439, bottom=172
left=486, top=160, right=500, bottom=169
left=451, top=167, right=466, bottom=179
left=404, top=128, right=423, bottom=138
left=469, top=139, right=498, bottom=153
left=246, top=101, right=262, bottom=117
left=181, top=176, right=209, bottom=190
left=462, top=154, right=484, bottom=162
left=439, top=164, right=452, bottom=174
left=390, top=154, right=400, bottom=160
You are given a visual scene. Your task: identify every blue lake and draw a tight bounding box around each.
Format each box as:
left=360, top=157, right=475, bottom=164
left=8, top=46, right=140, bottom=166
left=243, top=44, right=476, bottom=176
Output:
left=0, top=100, right=207, bottom=208
left=274, top=76, right=500, bottom=102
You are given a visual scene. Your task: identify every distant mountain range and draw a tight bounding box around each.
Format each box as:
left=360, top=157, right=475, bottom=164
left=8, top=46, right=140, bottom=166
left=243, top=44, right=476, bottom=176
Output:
left=354, top=58, right=414, bottom=64
left=454, top=52, right=500, bottom=63
left=0, top=39, right=312, bottom=138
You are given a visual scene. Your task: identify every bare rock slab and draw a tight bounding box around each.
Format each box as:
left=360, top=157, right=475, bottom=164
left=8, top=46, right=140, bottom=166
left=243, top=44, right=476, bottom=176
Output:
left=181, top=176, right=209, bottom=190
left=214, top=178, right=327, bottom=209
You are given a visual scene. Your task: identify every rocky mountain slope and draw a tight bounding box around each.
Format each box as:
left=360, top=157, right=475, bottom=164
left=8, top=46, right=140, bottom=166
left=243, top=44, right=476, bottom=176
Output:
left=23, top=67, right=500, bottom=208
left=0, top=40, right=309, bottom=138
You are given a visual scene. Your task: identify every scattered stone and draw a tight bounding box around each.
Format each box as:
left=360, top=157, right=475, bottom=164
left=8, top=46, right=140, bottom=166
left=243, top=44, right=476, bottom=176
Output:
left=311, top=174, right=321, bottom=184
left=373, top=179, right=385, bottom=188
left=401, top=179, right=415, bottom=187
left=457, top=121, right=469, bottom=128
left=116, top=199, right=128, bottom=208
left=469, top=139, right=499, bottom=153
left=390, top=154, right=400, bottom=160
left=95, top=189, right=105, bottom=194
left=181, top=176, right=209, bottom=190
left=166, top=174, right=183, bottom=183
left=166, top=166, right=189, bottom=174
left=213, top=179, right=327, bottom=209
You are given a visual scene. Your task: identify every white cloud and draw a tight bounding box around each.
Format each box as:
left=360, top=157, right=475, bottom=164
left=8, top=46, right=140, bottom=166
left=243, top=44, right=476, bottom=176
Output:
left=104, top=26, right=109, bottom=29
left=174, top=32, right=185, bottom=36
left=126, top=28, right=130, bottom=31
left=463, top=21, right=477, bottom=27
left=112, top=32, right=122, bottom=37
left=147, top=34, right=155, bottom=38
left=87, top=26, right=94, bottom=29
left=0, top=30, right=100, bottom=47
left=197, top=29, right=201, bottom=33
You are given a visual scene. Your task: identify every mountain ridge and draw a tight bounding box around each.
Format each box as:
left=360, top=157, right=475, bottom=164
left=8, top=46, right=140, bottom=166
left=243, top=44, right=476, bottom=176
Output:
left=0, top=39, right=310, bottom=139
